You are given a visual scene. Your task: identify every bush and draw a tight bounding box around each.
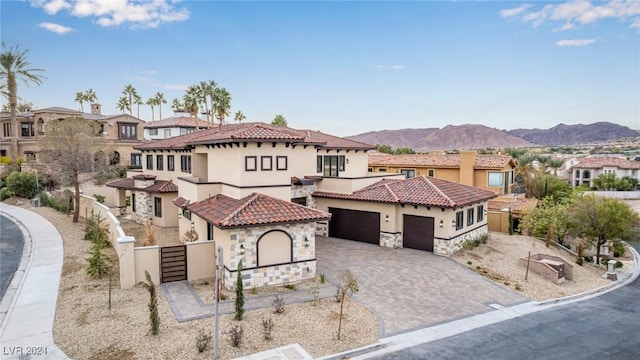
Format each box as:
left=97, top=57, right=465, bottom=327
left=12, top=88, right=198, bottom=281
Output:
left=40, top=191, right=73, bottom=214
left=5, top=171, right=41, bottom=199
left=615, top=260, right=623, bottom=269
left=195, top=329, right=212, bottom=353
left=229, top=324, right=243, bottom=348
left=613, top=243, right=626, bottom=258
left=0, top=156, right=22, bottom=166
left=93, top=194, right=106, bottom=203
left=583, top=255, right=594, bottom=263
left=262, top=318, right=274, bottom=340
left=0, top=188, right=13, bottom=201
left=272, top=294, right=285, bottom=314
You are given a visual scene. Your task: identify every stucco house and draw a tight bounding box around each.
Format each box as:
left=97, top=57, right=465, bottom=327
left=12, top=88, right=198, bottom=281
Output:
left=143, top=116, right=209, bottom=140
left=314, top=176, right=498, bottom=255
left=562, top=156, right=640, bottom=188
left=368, top=151, right=518, bottom=195
left=107, top=122, right=401, bottom=289
left=0, top=104, right=145, bottom=167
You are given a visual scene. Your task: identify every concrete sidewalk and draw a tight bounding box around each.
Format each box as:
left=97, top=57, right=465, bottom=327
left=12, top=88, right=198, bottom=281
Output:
left=0, top=204, right=69, bottom=360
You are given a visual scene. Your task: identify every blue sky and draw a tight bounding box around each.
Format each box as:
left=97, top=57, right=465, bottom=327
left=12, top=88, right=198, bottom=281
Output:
left=2, top=0, right=639, bottom=136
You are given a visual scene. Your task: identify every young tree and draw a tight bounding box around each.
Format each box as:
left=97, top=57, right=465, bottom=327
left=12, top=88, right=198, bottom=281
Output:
left=336, top=270, right=359, bottom=340
left=38, top=117, right=109, bottom=223
left=568, top=195, right=640, bottom=264
left=520, top=196, right=571, bottom=245
left=140, top=270, right=160, bottom=335
left=376, top=144, right=394, bottom=154
left=271, top=114, right=287, bottom=127
left=235, top=259, right=245, bottom=320
left=0, top=42, right=46, bottom=168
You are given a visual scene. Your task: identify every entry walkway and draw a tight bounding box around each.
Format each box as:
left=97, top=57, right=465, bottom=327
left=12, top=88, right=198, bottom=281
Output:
left=161, top=280, right=337, bottom=322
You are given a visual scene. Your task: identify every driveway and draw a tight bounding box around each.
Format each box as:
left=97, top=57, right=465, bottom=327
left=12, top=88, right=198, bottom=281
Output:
left=316, top=236, right=528, bottom=336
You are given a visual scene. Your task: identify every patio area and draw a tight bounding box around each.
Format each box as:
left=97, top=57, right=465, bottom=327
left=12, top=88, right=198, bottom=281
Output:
left=118, top=217, right=181, bottom=247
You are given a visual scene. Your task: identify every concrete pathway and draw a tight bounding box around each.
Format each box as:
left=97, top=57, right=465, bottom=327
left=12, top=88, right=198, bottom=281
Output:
left=316, top=236, right=528, bottom=336
left=161, top=280, right=337, bottom=322
left=0, top=204, right=69, bottom=360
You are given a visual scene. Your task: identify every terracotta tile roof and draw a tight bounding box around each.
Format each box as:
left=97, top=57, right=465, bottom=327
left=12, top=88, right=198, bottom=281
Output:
left=106, top=178, right=178, bottom=193
left=173, top=197, right=190, bottom=209
left=314, top=176, right=497, bottom=208
left=488, top=197, right=538, bottom=214
left=569, top=157, right=640, bottom=170
left=187, top=193, right=331, bottom=228
left=368, top=153, right=516, bottom=169
left=135, top=122, right=374, bottom=151
left=143, top=116, right=209, bottom=129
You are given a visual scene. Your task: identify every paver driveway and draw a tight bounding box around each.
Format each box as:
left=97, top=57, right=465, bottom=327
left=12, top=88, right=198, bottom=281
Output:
left=316, top=236, right=528, bottom=336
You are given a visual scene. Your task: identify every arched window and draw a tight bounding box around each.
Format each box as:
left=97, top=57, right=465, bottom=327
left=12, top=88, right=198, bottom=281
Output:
left=583, top=170, right=591, bottom=179
left=37, top=118, right=44, bottom=134
left=257, top=230, right=293, bottom=267
left=575, top=170, right=580, bottom=178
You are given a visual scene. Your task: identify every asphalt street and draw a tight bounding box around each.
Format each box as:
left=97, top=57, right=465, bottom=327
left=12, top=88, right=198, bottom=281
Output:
left=369, top=242, right=640, bottom=360
left=0, top=214, right=24, bottom=299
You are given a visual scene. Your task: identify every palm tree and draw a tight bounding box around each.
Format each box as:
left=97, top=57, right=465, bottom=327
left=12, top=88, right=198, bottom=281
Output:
left=271, top=114, right=287, bottom=127
left=122, top=84, right=137, bottom=116
left=116, top=96, right=130, bottom=114
left=234, top=110, right=246, bottom=123
left=75, top=91, right=85, bottom=112
left=0, top=42, right=46, bottom=167
left=154, top=92, right=166, bottom=121
left=171, top=98, right=183, bottom=113
left=146, top=97, right=156, bottom=121
left=547, top=158, right=565, bottom=176
left=213, top=87, right=231, bottom=127
left=84, top=88, right=97, bottom=105
left=2, top=101, right=33, bottom=112
left=199, top=80, right=215, bottom=126
left=134, top=93, right=143, bottom=118
left=182, top=85, right=202, bottom=129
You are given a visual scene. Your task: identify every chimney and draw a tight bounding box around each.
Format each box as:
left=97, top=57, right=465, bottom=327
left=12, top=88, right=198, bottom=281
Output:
left=91, top=103, right=102, bottom=115
left=459, top=150, right=476, bottom=186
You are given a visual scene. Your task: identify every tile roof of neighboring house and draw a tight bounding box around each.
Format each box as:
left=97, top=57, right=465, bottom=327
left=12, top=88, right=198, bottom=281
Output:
left=569, top=157, right=640, bottom=170
left=488, top=197, right=538, bottom=214
left=106, top=178, right=178, bottom=193
left=143, top=116, right=209, bottom=129
left=314, top=176, right=498, bottom=208
left=368, top=153, right=516, bottom=169
left=135, top=122, right=375, bottom=151
left=173, top=197, right=190, bottom=209
left=187, top=193, right=331, bottom=228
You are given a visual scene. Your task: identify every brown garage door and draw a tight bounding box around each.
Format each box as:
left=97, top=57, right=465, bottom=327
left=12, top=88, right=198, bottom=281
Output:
left=403, top=215, right=434, bottom=252
left=329, top=208, right=380, bottom=244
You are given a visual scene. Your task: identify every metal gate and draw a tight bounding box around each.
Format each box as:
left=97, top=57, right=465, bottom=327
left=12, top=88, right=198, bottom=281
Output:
left=160, top=245, right=187, bottom=283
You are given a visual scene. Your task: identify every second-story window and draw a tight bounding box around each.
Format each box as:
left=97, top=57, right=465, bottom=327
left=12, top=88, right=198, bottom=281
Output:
left=146, top=154, right=153, bottom=170
left=167, top=155, right=175, bottom=171
left=131, top=153, right=141, bottom=167
left=401, top=169, right=415, bottom=178
left=21, top=122, right=34, bottom=137
left=118, top=123, right=137, bottom=140
left=322, top=155, right=345, bottom=177
left=3, top=123, right=11, bottom=137
left=149, top=129, right=158, bottom=136
left=181, top=155, right=192, bottom=173
left=156, top=155, right=163, bottom=170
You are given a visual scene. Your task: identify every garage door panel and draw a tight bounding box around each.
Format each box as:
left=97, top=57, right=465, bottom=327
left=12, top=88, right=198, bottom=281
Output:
left=403, top=214, right=434, bottom=252
left=329, top=208, right=380, bottom=244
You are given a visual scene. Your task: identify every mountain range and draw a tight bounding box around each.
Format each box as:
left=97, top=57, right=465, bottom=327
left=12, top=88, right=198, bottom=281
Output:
left=345, top=122, right=639, bottom=151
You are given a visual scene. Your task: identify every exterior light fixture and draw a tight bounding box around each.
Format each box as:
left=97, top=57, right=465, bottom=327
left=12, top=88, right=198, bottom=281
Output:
left=452, top=220, right=456, bottom=228
left=190, top=222, right=195, bottom=229
left=346, top=158, right=349, bottom=164
left=484, top=209, right=488, bottom=216
left=385, top=215, right=390, bottom=222
left=304, top=237, right=310, bottom=247
left=178, top=210, right=182, bottom=219
left=239, top=244, right=245, bottom=255
left=439, top=220, right=444, bottom=228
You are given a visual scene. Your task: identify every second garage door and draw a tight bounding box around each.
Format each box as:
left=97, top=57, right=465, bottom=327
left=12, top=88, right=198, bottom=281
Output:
left=328, top=208, right=380, bottom=244
left=403, top=214, right=434, bottom=252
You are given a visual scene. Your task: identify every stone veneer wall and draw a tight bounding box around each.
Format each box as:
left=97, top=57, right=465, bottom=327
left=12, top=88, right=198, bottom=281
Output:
left=291, top=184, right=316, bottom=208
left=380, top=231, right=402, bottom=249
left=434, top=225, right=488, bottom=256
left=223, top=222, right=317, bottom=290
left=315, top=221, right=328, bottom=237
left=134, top=191, right=153, bottom=224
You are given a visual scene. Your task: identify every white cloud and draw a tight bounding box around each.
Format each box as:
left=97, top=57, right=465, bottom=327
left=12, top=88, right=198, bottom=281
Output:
left=31, top=0, right=189, bottom=29
left=374, top=65, right=387, bottom=69
left=374, top=65, right=406, bottom=70
left=164, top=84, right=188, bottom=91
left=500, top=4, right=532, bottom=18
left=500, top=0, right=640, bottom=31
left=38, top=22, right=73, bottom=34
left=391, top=65, right=406, bottom=70
left=555, top=38, right=597, bottom=46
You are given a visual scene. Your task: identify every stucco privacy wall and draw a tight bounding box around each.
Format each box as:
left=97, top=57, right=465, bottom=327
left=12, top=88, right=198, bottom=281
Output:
left=78, top=194, right=160, bottom=288
left=186, top=241, right=216, bottom=281
left=134, top=245, right=160, bottom=285
left=221, top=222, right=317, bottom=291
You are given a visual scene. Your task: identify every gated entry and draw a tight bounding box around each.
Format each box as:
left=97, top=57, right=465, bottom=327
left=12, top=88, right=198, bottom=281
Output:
left=160, top=245, right=187, bottom=283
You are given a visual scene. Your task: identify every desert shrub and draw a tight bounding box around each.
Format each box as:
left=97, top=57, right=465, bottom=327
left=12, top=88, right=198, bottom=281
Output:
left=307, top=282, right=320, bottom=306
left=182, top=229, right=199, bottom=242
left=143, top=221, right=156, bottom=246
left=5, top=171, right=41, bottom=199
left=615, top=260, right=623, bottom=269
left=229, top=324, right=243, bottom=348
left=93, top=166, right=125, bottom=185
left=0, top=156, right=22, bottom=166
left=0, top=188, right=13, bottom=201
left=140, top=271, right=160, bottom=335
left=583, top=255, right=594, bottom=263
left=613, top=242, right=626, bottom=258
left=93, top=194, right=106, bottom=203
left=283, top=284, right=296, bottom=290
left=40, top=191, right=73, bottom=214
left=195, top=329, right=212, bottom=353
left=262, top=318, right=274, bottom=340
left=320, top=273, right=326, bottom=284
left=86, top=243, right=114, bottom=279
left=272, top=294, right=285, bottom=314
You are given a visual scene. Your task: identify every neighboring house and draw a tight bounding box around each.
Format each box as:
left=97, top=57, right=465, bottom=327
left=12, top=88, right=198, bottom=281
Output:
left=368, top=151, right=518, bottom=195
left=313, top=176, right=498, bottom=255
left=107, top=122, right=401, bottom=289
left=143, top=116, right=209, bottom=140
left=487, top=195, right=538, bottom=233
left=564, top=157, right=640, bottom=188
left=0, top=104, right=145, bottom=167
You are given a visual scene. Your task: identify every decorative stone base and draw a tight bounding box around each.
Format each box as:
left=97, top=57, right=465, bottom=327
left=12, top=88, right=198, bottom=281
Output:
left=380, top=232, right=402, bottom=249
left=435, top=225, right=488, bottom=256
left=224, top=261, right=316, bottom=291
left=291, top=184, right=316, bottom=208
left=315, top=221, right=328, bottom=237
